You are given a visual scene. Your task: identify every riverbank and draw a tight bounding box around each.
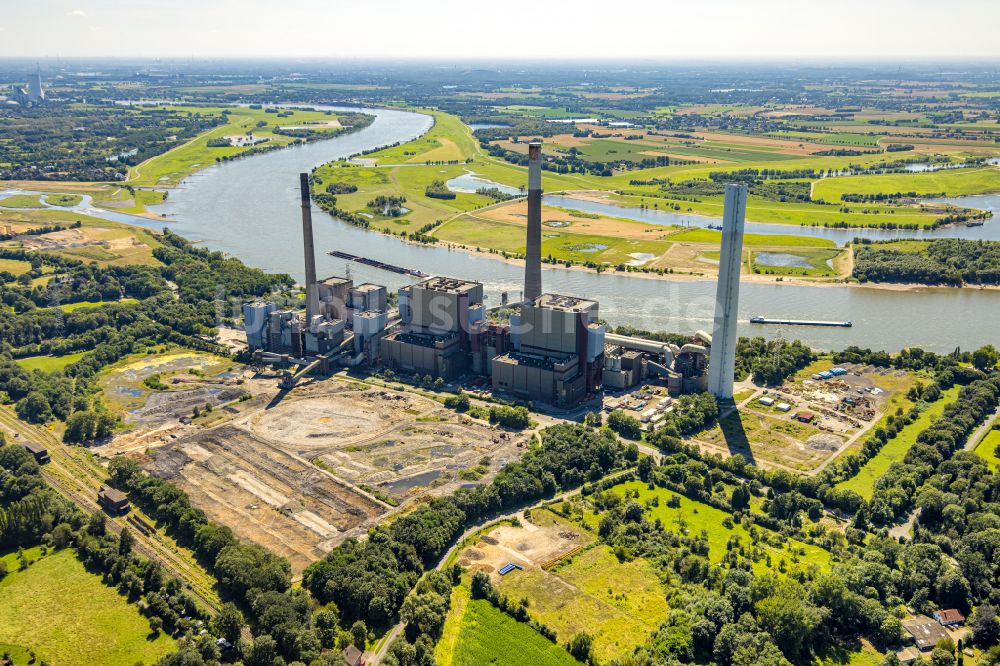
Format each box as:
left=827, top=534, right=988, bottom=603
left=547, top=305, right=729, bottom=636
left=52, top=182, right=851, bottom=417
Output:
left=393, top=230, right=1000, bottom=292
left=106, top=104, right=1000, bottom=353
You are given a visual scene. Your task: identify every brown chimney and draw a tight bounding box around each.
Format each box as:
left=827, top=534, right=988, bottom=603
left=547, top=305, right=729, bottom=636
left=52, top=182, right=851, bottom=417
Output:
left=300, top=173, right=319, bottom=321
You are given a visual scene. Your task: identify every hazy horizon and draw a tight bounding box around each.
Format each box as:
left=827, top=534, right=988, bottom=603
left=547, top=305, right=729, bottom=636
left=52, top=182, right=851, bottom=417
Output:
left=6, top=0, right=1000, bottom=60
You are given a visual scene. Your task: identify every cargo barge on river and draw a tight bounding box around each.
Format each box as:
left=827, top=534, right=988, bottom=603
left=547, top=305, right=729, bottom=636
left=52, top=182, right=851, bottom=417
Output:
left=750, top=316, right=852, bottom=328
left=328, top=250, right=429, bottom=278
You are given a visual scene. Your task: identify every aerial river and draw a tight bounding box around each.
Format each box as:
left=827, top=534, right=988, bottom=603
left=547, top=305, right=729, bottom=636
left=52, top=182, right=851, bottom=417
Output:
left=111, top=106, right=999, bottom=353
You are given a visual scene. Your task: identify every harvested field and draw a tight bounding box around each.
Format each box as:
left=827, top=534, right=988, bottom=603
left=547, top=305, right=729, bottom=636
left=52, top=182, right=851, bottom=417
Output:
left=146, top=424, right=387, bottom=573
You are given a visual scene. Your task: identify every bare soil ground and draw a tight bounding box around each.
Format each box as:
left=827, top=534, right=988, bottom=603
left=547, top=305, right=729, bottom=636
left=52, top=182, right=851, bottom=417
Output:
left=144, top=423, right=386, bottom=573
left=244, top=380, right=529, bottom=502
left=457, top=511, right=590, bottom=577
left=479, top=200, right=675, bottom=241
left=100, top=376, right=530, bottom=573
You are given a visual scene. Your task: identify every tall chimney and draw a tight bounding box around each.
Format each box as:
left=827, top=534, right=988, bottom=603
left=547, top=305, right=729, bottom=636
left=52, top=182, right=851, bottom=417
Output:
left=524, top=142, right=543, bottom=303
left=299, top=173, right=319, bottom=321
left=707, top=183, right=748, bottom=400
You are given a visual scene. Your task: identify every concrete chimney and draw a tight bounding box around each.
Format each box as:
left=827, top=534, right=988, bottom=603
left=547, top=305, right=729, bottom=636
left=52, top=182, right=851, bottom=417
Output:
left=707, top=183, right=748, bottom=400
left=299, top=173, right=319, bottom=321
left=524, top=142, right=543, bottom=303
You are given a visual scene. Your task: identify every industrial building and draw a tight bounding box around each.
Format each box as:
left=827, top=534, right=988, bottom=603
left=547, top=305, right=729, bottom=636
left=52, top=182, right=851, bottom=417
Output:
left=98, top=486, right=130, bottom=515
left=602, top=331, right=710, bottom=394
left=491, top=294, right=605, bottom=407
left=21, top=440, right=49, bottom=464
left=243, top=174, right=390, bottom=386
left=241, top=171, right=732, bottom=407
left=9, top=68, right=44, bottom=105
left=382, top=277, right=484, bottom=379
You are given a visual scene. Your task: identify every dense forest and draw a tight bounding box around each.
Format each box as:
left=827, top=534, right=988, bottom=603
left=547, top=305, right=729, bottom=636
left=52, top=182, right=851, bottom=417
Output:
left=853, top=239, right=1000, bottom=286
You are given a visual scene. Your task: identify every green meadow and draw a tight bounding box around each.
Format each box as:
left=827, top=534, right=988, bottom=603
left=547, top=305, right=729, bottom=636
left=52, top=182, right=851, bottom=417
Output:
left=53, top=298, right=139, bottom=312
left=497, top=544, right=669, bottom=663
left=608, top=480, right=833, bottom=574
left=0, top=258, right=32, bottom=276
left=0, top=194, right=43, bottom=208
left=812, top=166, right=1000, bottom=202
left=45, top=194, right=83, bottom=207
left=0, top=549, right=176, bottom=666
left=16, top=351, right=88, bottom=372
left=973, top=426, right=1000, bottom=470
left=836, top=387, right=961, bottom=499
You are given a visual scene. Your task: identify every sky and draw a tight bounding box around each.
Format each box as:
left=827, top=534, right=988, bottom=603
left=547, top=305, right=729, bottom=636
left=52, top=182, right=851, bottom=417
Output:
left=3, top=0, right=1000, bottom=60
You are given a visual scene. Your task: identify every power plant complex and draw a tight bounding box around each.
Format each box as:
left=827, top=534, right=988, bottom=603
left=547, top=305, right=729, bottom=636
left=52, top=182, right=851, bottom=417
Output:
left=9, top=67, right=44, bottom=105
left=244, top=149, right=746, bottom=407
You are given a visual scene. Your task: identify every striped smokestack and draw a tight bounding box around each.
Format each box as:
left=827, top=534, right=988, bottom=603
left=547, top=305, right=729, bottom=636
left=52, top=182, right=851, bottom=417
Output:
left=299, top=173, right=319, bottom=321
left=524, top=142, right=543, bottom=303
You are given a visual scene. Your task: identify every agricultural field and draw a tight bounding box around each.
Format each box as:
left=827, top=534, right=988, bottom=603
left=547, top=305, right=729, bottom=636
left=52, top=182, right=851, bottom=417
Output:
left=310, top=105, right=997, bottom=270
left=973, top=426, right=1000, bottom=470
left=436, top=587, right=582, bottom=666
left=837, top=386, right=961, bottom=499
left=0, top=548, right=176, bottom=666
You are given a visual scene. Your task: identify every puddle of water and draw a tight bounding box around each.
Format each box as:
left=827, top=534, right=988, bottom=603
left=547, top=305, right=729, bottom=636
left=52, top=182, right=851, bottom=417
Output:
left=567, top=243, right=608, bottom=253
left=627, top=252, right=656, bottom=266
left=755, top=252, right=813, bottom=269
left=383, top=469, right=441, bottom=492
left=446, top=172, right=522, bottom=196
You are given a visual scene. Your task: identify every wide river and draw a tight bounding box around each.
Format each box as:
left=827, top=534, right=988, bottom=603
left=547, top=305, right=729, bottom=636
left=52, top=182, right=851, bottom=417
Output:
left=142, top=106, right=999, bottom=353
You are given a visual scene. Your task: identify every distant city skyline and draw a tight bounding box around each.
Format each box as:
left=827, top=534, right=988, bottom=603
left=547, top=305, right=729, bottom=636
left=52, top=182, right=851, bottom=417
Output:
left=5, top=0, right=1000, bottom=59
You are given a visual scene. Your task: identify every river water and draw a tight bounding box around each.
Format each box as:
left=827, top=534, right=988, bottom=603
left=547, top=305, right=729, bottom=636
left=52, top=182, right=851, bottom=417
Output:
left=34, top=105, right=993, bottom=354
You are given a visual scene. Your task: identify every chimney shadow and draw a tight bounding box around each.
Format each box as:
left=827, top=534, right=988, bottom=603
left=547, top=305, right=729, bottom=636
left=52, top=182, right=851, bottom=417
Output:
left=716, top=400, right=755, bottom=465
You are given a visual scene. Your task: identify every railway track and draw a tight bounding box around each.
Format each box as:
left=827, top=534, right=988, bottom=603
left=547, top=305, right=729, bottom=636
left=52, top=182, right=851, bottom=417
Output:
left=0, top=408, right=221, bottom=613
